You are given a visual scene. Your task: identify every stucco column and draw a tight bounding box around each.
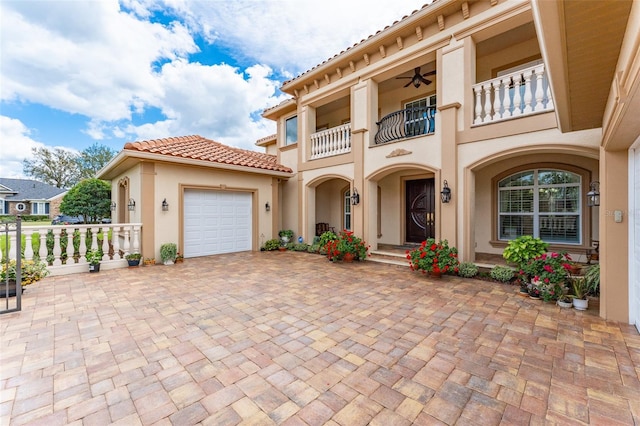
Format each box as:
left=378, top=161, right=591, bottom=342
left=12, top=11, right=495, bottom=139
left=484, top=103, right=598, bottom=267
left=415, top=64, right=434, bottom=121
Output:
left=599, top=148, right=629, bottom=322
left=140, top=162, right=155, bottom=259
left=438, top=103, right=461, bottom=246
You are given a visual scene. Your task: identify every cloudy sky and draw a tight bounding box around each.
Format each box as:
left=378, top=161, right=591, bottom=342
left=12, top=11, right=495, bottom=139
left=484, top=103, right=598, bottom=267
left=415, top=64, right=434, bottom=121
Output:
left=0, top=0, right=428, bottom=178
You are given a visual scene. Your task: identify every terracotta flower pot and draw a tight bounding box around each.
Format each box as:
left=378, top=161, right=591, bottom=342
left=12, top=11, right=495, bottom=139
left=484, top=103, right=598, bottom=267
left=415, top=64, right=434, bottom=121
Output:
left=343, top=252, right=355, bottom=263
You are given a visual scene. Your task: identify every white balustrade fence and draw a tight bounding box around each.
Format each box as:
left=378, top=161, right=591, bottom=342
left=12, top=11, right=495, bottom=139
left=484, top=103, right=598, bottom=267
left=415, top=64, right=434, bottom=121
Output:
left=472, top=64, right=554, bottom=125
left=6, top=223, right=142, bottom=276
left=310, top=123, right=352, bottom=159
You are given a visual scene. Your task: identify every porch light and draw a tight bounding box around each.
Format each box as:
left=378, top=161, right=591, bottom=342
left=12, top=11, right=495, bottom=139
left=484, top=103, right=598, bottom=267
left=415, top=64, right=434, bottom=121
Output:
left=350, top=188, right=360, bottom=206
left=265, top=202, right=270, bottom=212
left=162, top=198, right=169, bottom=211
left=128, top=198, right=136, bottom=211
left=110, top=201, right=116, bottom=211
left=587, top=181, right=600, bottom=207
left=441, top=180, right=452, bottom=204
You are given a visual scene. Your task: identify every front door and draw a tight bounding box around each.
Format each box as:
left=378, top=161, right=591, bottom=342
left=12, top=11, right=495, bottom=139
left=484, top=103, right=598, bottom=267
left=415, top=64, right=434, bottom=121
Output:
left=406, top=178, right=435, bottom=243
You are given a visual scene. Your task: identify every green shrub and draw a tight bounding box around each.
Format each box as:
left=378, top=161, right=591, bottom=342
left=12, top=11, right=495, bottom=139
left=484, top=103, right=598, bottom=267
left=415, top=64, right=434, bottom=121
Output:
left=160, top=243, right=177, bottom=263
left=318, top=231, right=337, bottom=248
left=263, top=239, right=281, bottom=251
left=308, top=243, right=321, bottom=253
left=285, top=242, right=296, bottom=250
left=490, top=265, right=515, bottom=282
left=584, top=264, right=600, bottom=296
left=458, top=262, right=479, bottom=278
left=293, top=243, right=309, bottom=252
left=502, top=236, right=548, bottom=269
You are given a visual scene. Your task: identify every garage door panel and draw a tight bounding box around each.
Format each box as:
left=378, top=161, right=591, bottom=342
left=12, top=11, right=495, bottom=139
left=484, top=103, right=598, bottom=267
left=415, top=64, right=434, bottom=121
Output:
left=184, top=189, right=252, bottom=258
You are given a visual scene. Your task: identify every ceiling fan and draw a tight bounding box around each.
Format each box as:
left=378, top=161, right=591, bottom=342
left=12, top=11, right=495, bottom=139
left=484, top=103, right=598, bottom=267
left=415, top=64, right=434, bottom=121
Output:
left=397, top=67, right=437, bottom=88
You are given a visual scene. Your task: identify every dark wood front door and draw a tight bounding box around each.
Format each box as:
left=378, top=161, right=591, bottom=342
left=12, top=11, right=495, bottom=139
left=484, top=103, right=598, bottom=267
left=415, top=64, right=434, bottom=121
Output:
left=406, top=178, right=435, bottom=243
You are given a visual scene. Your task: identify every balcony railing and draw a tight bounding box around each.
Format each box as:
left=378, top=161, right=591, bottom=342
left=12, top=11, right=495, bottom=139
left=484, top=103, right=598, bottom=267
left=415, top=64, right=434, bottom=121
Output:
left=472, top=63, right=554, bottom=125
left=375, top=107, right=437, bottom=145
left=5, top=223, right=142, bottom=276
left=310, top=123, right=352, bottom=159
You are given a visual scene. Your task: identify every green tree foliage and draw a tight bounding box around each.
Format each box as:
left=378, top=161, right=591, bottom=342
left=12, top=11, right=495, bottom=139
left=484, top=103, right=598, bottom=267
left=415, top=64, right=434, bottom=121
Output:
left=23, top=144, right=116, bottom=188
left=23, top=147, right=80, bottom=188
left=77, top=143, right=117, bottom=180
left=60, top=179, right=111, bottom=224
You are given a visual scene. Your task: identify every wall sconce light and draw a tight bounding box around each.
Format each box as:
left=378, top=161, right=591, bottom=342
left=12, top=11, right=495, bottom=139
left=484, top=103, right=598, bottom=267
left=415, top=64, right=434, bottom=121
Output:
left=440, top=180, right=452, bottom=204
left=162, top=198, right=169, bottom=211
left=110, top=201, right=116, bottom=211
left=587, top=181, right=600, bottom=207
left=128, top=198, right=136, bottom=211
left=265, top=202, right=270, bottom=212
left=351, top=188, right=360, bottom=206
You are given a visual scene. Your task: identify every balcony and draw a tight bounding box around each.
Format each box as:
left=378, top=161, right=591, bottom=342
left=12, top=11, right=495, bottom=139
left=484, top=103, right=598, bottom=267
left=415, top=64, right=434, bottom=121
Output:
left=310, top=123, right=352, bottom=159
left=375, top=106, right=437, bottom=145
left=472, top=63, right=554, bottom=125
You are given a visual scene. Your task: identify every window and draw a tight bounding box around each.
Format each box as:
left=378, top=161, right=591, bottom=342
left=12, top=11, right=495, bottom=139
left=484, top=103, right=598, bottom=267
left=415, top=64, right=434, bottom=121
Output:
left=285, top=116, right=298, bottom=146
left=31, top=202, right=47, bottom=215
left=0, top=199, right=4, bottom=215
left=343, top=190, right=351, bottom=231
left=498, top=169, right=581, bottom=244
left=404, top=95, right=436, bottom=137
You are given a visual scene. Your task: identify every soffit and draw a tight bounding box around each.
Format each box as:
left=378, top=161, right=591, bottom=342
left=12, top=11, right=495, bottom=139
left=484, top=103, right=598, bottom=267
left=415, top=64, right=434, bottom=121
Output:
left=562, top=0, right=632, bottom=131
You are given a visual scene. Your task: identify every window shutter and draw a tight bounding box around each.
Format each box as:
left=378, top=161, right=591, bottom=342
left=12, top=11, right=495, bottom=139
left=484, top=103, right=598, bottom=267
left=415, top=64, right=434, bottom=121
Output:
left=45, top=203, right=50, bottom=214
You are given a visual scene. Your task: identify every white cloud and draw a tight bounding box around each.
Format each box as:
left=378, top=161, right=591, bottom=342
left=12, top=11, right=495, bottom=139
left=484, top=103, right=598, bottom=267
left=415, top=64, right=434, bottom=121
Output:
left=0, top=0, right=427, bottom=159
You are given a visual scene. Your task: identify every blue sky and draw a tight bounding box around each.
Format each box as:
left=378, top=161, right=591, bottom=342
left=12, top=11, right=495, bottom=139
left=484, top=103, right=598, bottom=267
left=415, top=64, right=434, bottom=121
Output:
left=0, top=0, right=427, bottom=178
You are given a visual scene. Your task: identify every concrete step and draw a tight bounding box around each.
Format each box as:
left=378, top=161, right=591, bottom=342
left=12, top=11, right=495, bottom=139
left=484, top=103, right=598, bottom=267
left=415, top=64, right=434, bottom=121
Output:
left=369, top=250, right=409, bottom=267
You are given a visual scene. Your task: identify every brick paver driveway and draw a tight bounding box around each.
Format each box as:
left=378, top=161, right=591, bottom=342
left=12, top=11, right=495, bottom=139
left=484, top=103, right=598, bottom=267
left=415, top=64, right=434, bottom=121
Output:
left=1, top=252, right=639, bottom=425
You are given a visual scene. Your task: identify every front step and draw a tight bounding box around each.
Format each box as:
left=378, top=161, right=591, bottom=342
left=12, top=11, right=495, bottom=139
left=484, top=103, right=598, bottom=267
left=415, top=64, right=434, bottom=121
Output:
left=369, top=250, right=408, bottom=267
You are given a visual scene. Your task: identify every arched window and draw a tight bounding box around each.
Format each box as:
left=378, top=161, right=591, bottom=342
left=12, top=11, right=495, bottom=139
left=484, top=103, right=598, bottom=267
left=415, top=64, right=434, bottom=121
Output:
left=498, top=169, right=581, bottom=244
left=343, top=190, right=351, bottom=231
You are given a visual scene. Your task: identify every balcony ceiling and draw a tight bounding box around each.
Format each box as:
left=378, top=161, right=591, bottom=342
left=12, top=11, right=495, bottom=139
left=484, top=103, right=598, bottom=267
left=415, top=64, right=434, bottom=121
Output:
left=537, top=0, right=633, bottom=132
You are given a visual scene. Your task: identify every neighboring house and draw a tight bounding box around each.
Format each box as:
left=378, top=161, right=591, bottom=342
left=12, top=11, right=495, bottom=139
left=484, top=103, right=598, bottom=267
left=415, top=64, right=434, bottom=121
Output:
left=97, top=135, right=292, bottom=261
left=0, top=178, right=66, bottom=218
left=260, top=0, right=639, bottom=327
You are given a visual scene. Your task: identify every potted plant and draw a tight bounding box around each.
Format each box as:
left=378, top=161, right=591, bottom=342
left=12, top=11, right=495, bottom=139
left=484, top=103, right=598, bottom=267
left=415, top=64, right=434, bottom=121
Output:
left=571, top=276, right=589, bottom=310
left=1, top=259, right=49, bottom=297
left=523, top=252, right=571, bottom=302
left=278, top=230, right=294, bottom=245
left=175, top=252, right=184, bottom=263
left=584, top=264, right=600, bottom=297
left=325, top=230, right=369, bottom=262
left=125, top=252, right=141, bottom=267
left=160, top=243, right=178, bottom=265
left=86, top=249, right=103, bottom=272
left=407, top=238, right=459, bottom=276
left=557, top=295, right=573, bottom=308
left=143, top=257, right=156, bottom=266
left=502, top=236, right=549, bottom=271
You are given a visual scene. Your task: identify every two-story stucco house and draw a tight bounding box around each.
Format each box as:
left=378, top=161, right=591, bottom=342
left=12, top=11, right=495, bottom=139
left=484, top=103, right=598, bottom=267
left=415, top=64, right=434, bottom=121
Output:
left=260, top=0, right=639, bottom=327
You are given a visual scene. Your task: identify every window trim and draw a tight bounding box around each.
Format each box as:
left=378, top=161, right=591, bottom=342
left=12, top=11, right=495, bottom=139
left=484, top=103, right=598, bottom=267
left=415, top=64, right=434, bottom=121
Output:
left=284, top=115, right=298, bottom=146
left=491, top=163, right=593, bottom=248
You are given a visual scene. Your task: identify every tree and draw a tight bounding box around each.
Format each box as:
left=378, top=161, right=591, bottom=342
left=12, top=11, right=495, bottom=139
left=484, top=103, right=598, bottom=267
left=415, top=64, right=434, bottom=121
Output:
left=60, top=178, right=111, bottom=224
left=76, top=143, right=116, bottom=180
left=23, top=147, right=81, bottom=188
left=23, top=144, right=117, bottom=188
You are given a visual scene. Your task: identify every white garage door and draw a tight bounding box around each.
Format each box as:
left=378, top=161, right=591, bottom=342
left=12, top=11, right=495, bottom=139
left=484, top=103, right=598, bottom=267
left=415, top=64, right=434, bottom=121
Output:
left=184, top=189, right=252, bottom=258
left=632, top=147, right=640, bottom=332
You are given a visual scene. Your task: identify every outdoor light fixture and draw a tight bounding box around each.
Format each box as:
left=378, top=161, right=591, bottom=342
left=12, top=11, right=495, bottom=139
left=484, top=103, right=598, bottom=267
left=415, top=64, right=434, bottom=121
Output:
left=265, top=202, right=270, bottom=212
left=351, top=188, right=360, bottom=206
left=441, top=180, right=452, bottom=204
left=587, top=181, right=600, bottom=207
left=162, top=198, right=169, bottom=211
left=110, top=201, right=116, bottom=211
left=128, top=198, right=136, bottom=211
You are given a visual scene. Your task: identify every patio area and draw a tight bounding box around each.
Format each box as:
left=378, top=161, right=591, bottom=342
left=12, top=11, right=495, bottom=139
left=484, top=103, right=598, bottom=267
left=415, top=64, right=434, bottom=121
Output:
left=1, top=252, right=639, bottom=425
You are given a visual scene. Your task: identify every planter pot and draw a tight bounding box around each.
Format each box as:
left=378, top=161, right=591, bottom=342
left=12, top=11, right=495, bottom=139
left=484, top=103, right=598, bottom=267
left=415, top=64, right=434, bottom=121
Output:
left=89, top=263, right=100, bottom=273
left=573, top=298, right=588, bottom=310
left=568, top=265, right=582, bottom=275
left=278, top=247, right=287, bottom=252
left=163, top=260, right=174, bottom=266
left=0, top=280, right=19, bottom=298
left=557, top=299, right=573, bottom=308
left=127, top=259, right=140, bottom=267
left=343, top=253, right=355, bottom=263
left=430, top=270, right=443, bottom=278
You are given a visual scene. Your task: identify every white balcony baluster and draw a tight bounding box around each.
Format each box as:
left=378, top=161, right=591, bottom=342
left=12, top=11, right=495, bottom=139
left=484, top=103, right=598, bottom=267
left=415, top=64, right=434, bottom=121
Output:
left=310, top=123, right=352, bottom=159
left=471, top=63, right=553, bottom=126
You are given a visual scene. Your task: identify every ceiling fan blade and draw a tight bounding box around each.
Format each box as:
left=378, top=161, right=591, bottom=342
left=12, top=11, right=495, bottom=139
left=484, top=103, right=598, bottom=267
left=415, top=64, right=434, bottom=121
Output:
left=418, top=76, right=432, bottom=85
left=422, top=70, right=437, bottom=76
left=403, top=80, right=413, bottom=88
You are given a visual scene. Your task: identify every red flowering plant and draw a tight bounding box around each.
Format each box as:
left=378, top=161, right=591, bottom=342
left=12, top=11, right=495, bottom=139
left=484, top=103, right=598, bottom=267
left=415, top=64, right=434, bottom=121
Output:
left=406, top=238, right=459, bottom=275
left=523, top=252, right=572, bottom=301
left=325, top=230, right=369, bottom=262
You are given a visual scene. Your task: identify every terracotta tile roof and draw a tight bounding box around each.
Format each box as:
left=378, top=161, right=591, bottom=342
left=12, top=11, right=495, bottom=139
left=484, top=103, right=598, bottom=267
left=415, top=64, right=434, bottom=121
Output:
left=124, top=135, right=292, bottom=173
left=282, top=2, right=435, bottom=87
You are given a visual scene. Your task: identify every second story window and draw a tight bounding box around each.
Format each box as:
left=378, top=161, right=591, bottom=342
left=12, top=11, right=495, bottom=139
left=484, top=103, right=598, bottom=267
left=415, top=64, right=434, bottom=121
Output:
left=285, top=116, right=298, bottom=146
left=404, top=95, right=436, bottom=137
